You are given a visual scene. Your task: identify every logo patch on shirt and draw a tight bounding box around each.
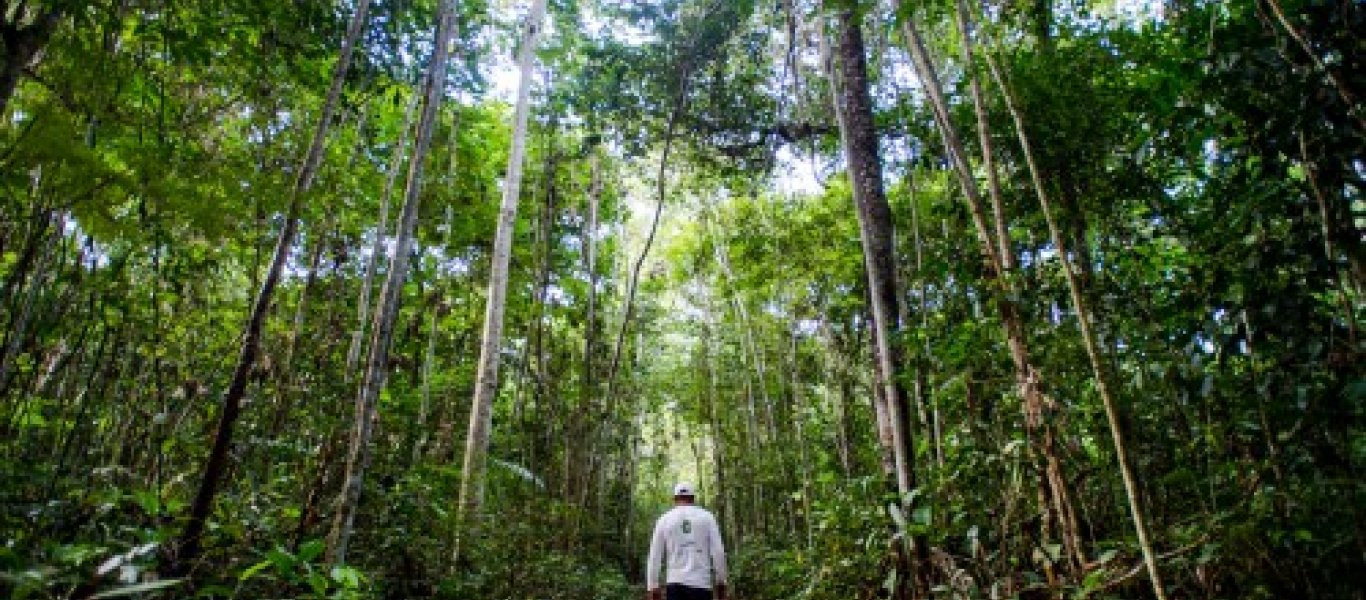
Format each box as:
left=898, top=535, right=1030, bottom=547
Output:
left=681, top=519, right=692, bottom=534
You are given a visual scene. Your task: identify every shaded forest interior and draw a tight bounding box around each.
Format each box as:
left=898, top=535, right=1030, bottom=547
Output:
left=0, top=0, right=1362, bottom=598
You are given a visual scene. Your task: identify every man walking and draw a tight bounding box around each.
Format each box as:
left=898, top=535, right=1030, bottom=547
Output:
left=646, top=482, right=729, bottom=600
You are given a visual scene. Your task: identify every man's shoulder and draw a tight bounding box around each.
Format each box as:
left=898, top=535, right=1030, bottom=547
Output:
left=656, top=506, right=686, bottom=523
left=655, top=506, right=714, bottom=521
left=685, top=506, right=717, bottom=521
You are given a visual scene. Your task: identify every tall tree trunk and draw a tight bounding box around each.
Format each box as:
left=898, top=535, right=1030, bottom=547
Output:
left=703, top=309, right=733, bottom=548
left=172, top=0, right=373, bottom=573
left=582, top=151, right=601, bottom=415
left=602, top=74, right=689, bottom=411
left=414, top=205, right=455, bottom=464
left=565, top=150, right=602, bottom=510
left=325, top=0, right=458, bottom=565
left=950, top=0, right=1012, bottom=271
left=267, top=228, right=328, bottom=438
left=347, top=86, right=423, bottom=379
left=983, top=48, right=1170, bottom=600
left=864, top=309, right=897, bottom=480
left=895, top=0, right=1087, bottom=577
left=894, top=5, right=1001, bottom=272
left=905, top=170, right=944, bottom=470
left=453, top=0, right=547, bottom=564
left=819, top=318, right=855, bottom=476
left=0, top=211, right=55, bottom=398
left=705, top=207, right=775, bottom=444
left=827, top=7, right=929, bottom=592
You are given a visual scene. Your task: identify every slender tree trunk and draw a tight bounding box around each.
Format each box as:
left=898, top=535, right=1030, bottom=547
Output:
left=702, top=309, right=733, bottom=547
left=864, top=310, right=897, bottom=480
left=51, top=317, right=113, bottom=482
left=453, top=0, right=547, bottom=564
left=1299, top=133, right=1364, bottom=302
left=820, top=319, right=855, bottom=476
left=325, top=0, right=457, bottom=565
left=705, top=207, right=776, bottom=444
left=348, top=86, right=422, bottom=379
left=904, top=173, right=943, bottom=471
left=710, top=218, right=775, bottom=442
left=173, top=0, right=373, bottom=572
left=565, top=150, right=602, bottom=509
left=1, top=202, right=52, bottom=322
left=828, top=7, right=929, bottom=592
left=951, top=0, right=1012, bottom=271
left=787, top=327, right=815, bottom=551
left=582, top=151, right=601, bottom=412
left=0, top=212, right=55, bottom=399
left=984, top=49, right=1170, bottom=600
left=602, top=74, right=690, bottom=409
left=531, top=137, right=559, bottom=499
left=267, top=228, right=327, bottom=437
left=894, top=5, right=1001, bottom=272
left=896, top=0, right=1089, bottom=577
left=414, top=205, right=455, bottom=463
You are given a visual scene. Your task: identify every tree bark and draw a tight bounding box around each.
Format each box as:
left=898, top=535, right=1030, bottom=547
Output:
left=325, top=0, right=458, bottom=565
left=453, top=0, right=547, bottom=564
left=827, top=6, right=929, bottom=592
left=173, top=0, right=372, bottom=573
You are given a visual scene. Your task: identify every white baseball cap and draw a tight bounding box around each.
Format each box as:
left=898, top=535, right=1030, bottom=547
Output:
left=673, top=482, right=695, bottom=496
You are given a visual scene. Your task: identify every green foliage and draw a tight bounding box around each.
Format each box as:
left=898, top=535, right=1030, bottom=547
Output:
left=235, top=541, right=367, bottom=599
left=1, top=0, right=1361, bottom=599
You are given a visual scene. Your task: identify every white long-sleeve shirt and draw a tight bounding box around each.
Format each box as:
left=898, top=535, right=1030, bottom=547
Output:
left=646, top=505, right=728, bottom=590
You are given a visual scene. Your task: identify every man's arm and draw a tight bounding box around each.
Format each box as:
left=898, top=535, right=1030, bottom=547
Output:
left=646, top=519, right=666, bottom=592
left=708, top=515, right=729, bottom=597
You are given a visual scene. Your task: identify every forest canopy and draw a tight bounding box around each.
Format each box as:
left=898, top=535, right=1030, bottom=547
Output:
left=0, top=0, right=1361, bottom=598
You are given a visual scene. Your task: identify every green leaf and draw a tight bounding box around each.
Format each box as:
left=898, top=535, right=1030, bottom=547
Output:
left=239, top=560, right=273, bottom=582
left=307, top=571, right=328, bottom=595
left=330, top=565, right=362, bottom=589
left=297, top=540, right=324, bottom=563
left=266, top=548, right=295, bottom=575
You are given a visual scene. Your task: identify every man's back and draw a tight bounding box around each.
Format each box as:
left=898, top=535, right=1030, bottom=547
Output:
left=647, top=505, right=727, bottom=591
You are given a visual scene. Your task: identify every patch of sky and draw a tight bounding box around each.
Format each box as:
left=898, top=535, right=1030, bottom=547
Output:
left=1066, top=0, right=1167, bottom=32
left=793, top=318, right=821, bottom=336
